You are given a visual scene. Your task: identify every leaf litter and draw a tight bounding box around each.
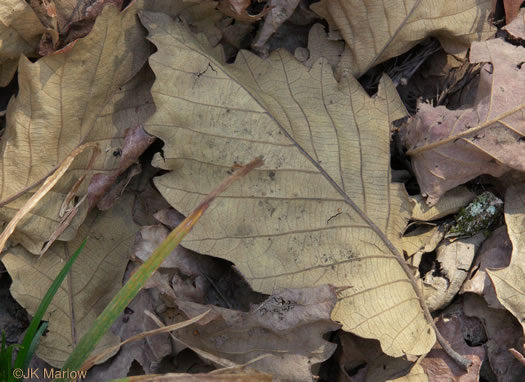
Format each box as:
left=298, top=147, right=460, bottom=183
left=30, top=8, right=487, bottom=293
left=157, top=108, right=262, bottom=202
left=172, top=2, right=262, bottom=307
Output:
left=0, top=0, right=525, bottom=380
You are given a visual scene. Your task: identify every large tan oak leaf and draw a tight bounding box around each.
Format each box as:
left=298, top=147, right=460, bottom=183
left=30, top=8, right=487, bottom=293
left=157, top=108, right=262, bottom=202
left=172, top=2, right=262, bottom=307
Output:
left=312, top=0, right=494, bottom=77
left=140, top=11, right=435, bottom=357
left=0, top=0, right=46, bottom=86
left=0, top=2, right=150, bottom=253
left=487, top=184, right=525, bottom=335
left=1, top=194, right=139, bottom=367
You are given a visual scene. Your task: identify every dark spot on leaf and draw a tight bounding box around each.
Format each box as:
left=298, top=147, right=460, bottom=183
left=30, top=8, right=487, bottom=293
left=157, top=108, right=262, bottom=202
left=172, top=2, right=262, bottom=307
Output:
left=268, top=170, right=276, bottom=180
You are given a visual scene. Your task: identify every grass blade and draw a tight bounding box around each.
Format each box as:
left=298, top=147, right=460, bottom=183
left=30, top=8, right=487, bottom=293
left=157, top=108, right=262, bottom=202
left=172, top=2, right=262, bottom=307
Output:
left=13, top=239, right=87, bottom=373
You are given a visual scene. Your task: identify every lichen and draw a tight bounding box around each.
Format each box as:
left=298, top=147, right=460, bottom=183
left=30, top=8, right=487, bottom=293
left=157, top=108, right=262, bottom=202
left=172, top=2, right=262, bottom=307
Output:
left=447, top=191, right=503, bottom=238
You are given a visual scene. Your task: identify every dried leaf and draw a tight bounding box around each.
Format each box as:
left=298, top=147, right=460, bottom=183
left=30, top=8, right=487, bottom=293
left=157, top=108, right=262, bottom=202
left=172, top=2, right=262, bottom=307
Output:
left=402, top=224, right=444, bottom=269
left=251, top=0, right=301, bottom=55
left=463, top=293, right=525, bottom=381
left=410, top=187, right=476, bottom=221
left=0, top=194, right=139, bottom=367
left=302, top=23, right=344, bottom=71
left=460, top=226, right=511, bottom=309
left=504, top=8, right=525, bottom=38
left=422, top=234, right=484, bottom=311
left=218, top=0, right=270, bottom=23
left=335, top=332, right=428, bottom=381
left=404, top=38, right=525, bottom=205
left=420, top=308, right=485, bottom=381
left=0, top=0, right=47, bottom=85
left=313, top=0, right=494, bottom=77
left=0, top=2, right=149, bottom=253
left=140, top=11, right=436, bottom=358
left=487, top=184, right=525, bottom=334
left=503, top=0, right=524, bottom=22
left=173, top=286, right=340, bottom=381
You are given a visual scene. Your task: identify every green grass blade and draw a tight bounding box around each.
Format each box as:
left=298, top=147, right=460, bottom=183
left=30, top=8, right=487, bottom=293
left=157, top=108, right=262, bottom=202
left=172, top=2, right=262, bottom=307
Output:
left=21, top=322, right=48, bottom=370
left=13, top=239, right=87, bottom=372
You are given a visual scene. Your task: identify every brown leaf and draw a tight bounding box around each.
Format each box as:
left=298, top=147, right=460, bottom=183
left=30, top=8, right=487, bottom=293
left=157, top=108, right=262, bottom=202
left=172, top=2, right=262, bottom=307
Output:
left=218, top=0, right=270, bottom=23
left=460, top=226, right=511, bottom=309
left=420, top=305, right=485, bottom=381
left=0, top=2, right=149, bottom=253
left=463, top=293, right=525, bottom=381
left=0, top=0, right=47, bottom=85
left=334, top=332, right=427, bottom=381
left=1, top=194, right=140, bottom=367
left=312, top=0, right=494, bottom=77
left=404, top=38, right=525, bottom=205
left=503, top=0, right=524, bottom=22
left=172, top=286, right=340, bottom=381
left=422, top=234, right=485, bottom=312
left=251, top=0, right=301, bottom=55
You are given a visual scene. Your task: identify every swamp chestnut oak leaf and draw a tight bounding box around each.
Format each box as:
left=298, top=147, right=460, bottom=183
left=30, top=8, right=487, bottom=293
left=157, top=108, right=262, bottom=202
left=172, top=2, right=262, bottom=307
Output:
left=0, top=2, right=150, bottom=253
left=140, top=11, right=437, bottom=358
left=404, top=37, right=525, bottom=205
left=311, top=0, right=494, bottom=77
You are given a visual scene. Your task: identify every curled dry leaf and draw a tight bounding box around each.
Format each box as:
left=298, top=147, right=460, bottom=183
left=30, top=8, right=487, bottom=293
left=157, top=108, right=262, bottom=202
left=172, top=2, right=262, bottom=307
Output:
left=0, top=194, right=139, bottom=367
left=487, top=184, right=525, bottom=334
left=410, top=187, right=476, bottom=221
left=173, top=286, right=340, bottom=381
left=312, top=0, right=494, bottom=77
left=504, top=8, right=525, bottom=38
left=502, top=0, right=525, bottom=23
left=460, top=226, right=511, bottom=309
left=251, top=0, right=301, bottom=55
left=139, top=11, right=437, bottom=358
left=404, top=37, right=525, bottom=205
left=0, top=0, right=47, bottom=85
left=422, top=233, right=485, bottom=312
left=0, top=2, right=149, bottom=253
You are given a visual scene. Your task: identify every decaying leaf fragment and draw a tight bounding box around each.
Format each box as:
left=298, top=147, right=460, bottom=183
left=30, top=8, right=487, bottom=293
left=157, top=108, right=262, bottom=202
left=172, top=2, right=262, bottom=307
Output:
left=0, top=2, right=149, bottom=253
left=312, top=0, right=494, bottom=77
left=404, top=37, right=525, bottom=205
left=140, top=11, right=437, bottom=358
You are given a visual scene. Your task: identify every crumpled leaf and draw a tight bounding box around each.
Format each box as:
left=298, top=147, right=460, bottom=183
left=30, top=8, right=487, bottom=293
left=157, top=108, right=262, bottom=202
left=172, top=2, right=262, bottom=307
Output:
left=460, top=226, right=510, bottom=309
left=487, top=183, right=525, bottom=334
left=172, top=286, right=340, bottom=381
left=0, top=2, right=149, bottom=253
left=0, top=0, right=47, bottom=86
left=422, top=233, right=485, bottom=311
left=410, top=187, right=475, bottom=221
left=0, top=194, right=139, bottom=367
left=251, top=0, right=301, bottom=55
left=83, top=288, right=172, bottom=381
left=312, top=0, right=494, bottom=77
left=140, top=11, right=436, bottom=358
left=403, top=38, right=525, bottom=205
left=420, top=305, right=485, bottom=381
left=402, top=224, right=444, bottom=269
left=463, top=293, right=525, bottom=381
